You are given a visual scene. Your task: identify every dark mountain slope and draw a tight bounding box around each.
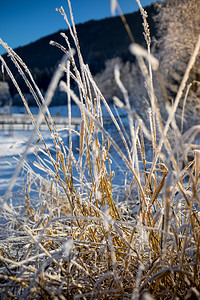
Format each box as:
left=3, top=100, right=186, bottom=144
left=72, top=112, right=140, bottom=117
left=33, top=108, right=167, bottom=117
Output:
left=1, top=3, right=159, bottom=97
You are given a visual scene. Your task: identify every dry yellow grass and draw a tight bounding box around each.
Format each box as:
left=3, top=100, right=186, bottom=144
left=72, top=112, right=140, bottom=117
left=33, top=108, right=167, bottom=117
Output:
left=0, top=0, right=200, bottom=299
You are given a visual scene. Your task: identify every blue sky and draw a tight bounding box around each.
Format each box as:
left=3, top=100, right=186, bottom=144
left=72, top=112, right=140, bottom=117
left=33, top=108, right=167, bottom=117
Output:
left=0, top=0, right=155, bottom=55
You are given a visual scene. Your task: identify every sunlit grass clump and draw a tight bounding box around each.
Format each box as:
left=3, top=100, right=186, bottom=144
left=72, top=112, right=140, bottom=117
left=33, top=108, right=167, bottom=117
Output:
left=0, top=0, right=200, bottom=299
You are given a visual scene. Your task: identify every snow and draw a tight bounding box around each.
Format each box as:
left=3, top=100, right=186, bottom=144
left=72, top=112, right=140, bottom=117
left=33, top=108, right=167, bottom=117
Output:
left=0, top=104, right=128, bottom=198
left=0, top=128, right=50, bottom=196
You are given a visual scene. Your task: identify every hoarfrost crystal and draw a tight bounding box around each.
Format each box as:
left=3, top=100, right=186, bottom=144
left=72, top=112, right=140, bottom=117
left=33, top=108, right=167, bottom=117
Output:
left=63, top=239, right=73, bottom=257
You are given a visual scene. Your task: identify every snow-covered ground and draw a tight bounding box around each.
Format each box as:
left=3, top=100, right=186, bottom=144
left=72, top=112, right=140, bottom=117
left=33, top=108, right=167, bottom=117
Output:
left=0, top=105, right=128, bottom=198
left=0, top=127, right=55, bottom=196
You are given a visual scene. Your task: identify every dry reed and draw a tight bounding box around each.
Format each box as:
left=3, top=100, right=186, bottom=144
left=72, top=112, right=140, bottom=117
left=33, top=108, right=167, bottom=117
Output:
left=0, top=0, right=199, bottom=299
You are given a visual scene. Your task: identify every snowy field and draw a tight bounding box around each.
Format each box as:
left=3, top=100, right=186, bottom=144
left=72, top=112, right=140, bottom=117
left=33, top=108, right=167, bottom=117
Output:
left=0, top=105, right=129, bottom=198
left=0, top=126, right=57, bottom=197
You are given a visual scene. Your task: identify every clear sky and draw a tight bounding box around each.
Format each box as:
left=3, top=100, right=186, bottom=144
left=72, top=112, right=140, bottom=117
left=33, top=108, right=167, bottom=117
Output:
left=0, top=0, right=155, bottom=55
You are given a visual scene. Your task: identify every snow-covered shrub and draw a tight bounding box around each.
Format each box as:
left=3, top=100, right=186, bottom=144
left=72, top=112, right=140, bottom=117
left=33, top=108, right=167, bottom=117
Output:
left=94, top=57, right=150, bottom=119
left=154, top=0, right=200, bottom=127
left=0, top=81, right=11, bottom=107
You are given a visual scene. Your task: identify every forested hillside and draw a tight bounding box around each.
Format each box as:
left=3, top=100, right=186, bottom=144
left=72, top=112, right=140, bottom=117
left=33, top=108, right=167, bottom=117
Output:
left=0, top=3, right=158, bottom=99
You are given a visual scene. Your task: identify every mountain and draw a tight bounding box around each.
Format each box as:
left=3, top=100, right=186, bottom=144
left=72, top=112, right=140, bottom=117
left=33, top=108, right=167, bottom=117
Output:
left=0, top=3, right=159, bottom=102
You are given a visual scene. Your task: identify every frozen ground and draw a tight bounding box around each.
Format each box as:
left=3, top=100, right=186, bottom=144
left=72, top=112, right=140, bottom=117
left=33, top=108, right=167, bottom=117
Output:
left=0, top=128, right=55, bottom=196
left=0, top=105, right=130, bottom=199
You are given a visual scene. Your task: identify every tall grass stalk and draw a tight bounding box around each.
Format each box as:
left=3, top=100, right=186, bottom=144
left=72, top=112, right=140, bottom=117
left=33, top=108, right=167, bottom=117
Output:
left=0, top=0, right=199, bottom=298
